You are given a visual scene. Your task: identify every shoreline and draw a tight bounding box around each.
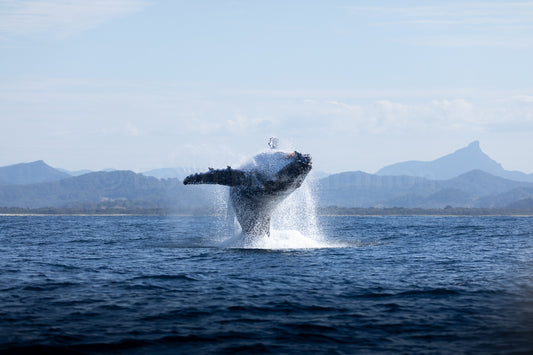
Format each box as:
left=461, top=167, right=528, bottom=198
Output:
left=2, top=210, right=533, bottom=217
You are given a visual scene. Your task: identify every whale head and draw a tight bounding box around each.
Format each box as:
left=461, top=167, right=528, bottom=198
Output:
left=239, top=150, right=312, bottom=193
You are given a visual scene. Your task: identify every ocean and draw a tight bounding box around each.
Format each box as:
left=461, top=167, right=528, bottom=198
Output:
left=1, top=215, right=532, bottom=354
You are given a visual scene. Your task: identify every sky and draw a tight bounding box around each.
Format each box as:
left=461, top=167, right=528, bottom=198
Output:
left=1, top=0, right=533, bottom=174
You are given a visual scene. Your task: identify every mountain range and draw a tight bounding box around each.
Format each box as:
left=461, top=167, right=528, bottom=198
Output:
left=376, top=141, right=533, bottom=182
left=1, top=141, right=532, bottom=211
left=0, top=160, right=71, bottom=185
left=0, top=170, right=220, bottom=213
left=316, top=169, right=533, bottom=208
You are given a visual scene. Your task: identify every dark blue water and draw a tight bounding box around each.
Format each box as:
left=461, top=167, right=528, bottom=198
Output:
left=1, top=215, right=532, bottom=354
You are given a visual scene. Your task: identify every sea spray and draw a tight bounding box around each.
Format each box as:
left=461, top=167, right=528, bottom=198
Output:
left=211, top=186, right=235, bottom=244
left=218, top=180, right=338, bottom=249
left=187, top=143, right=333, bottom=249
left=271, top=181, right=321, bottom=237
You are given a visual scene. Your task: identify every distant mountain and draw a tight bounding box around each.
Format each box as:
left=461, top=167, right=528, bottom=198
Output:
left=444, top=169, right=528, bottom=196
left=1, top=166, right=532, bottom=211
left=506, top=198, right=533, bottom=209
left=2, top=142, right=533, bottom=212
left=0, top=170, right=219, bottom=211
left=57, top=168, right=93, bottom=176
left=316, top=169, right=533, bottom=208
left=307, top=170, right=330, bottom=180
left=316, top=171, right=437, bottom=207
left=0, top=160, right=71, bottom=185
left=376, top=141, right=533, bottom=182
left=141, top=167, right=196, bottom=180
left=475, top=187, right=533, bottom=208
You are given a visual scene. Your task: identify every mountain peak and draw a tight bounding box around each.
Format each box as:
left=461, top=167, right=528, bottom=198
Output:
left=448, top=141, right=492, bottom=162
left=0, top=160, right=70, bottom=185
left=29, top=160, right=48, bottom=167
left=467, top=140, right=480, bottom=149
left=376, top=141, right=504, bottom=180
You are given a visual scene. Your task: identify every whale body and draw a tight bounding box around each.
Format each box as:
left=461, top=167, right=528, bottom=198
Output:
left=183, top=150, right=312, bottom=237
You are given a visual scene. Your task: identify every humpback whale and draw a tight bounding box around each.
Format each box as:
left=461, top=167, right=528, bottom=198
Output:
left=183, top=142, right=312, bottom=237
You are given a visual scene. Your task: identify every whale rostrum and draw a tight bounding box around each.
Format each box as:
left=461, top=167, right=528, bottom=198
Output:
left=183, top=150, right=312, bottom=237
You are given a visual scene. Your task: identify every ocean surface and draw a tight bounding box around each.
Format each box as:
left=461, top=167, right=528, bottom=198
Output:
left=1, top=215, right=533, bottom=354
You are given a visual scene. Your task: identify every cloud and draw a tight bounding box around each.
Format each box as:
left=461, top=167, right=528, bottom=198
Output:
left=348, top=1, right=533, bottom=47
left=512, top=95, right=533, bottom=103
left=125, top=122, right=141, bottom=137
left=299, top=96, right=533, bottom=136
left=0, top=0, right=147, bottom=39
left=350, top=2, right=533, bottom=26
left=227, top=114, right=270, bottom=133
left=325, top=100, right=353, bottom=110
left=2, top=76, right=533, bottom=172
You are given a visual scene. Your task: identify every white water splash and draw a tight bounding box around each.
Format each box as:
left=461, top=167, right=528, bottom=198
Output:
left=216, top=181, right=341, bottom=249
left=219, top=229, right=331, bottom=249
left=204, top=145, right=341, bottom=249
left=271, top=182, right=321, bottom=237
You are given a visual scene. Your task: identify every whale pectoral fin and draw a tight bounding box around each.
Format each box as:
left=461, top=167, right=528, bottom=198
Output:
left=183, top=167, right=246, bottom=186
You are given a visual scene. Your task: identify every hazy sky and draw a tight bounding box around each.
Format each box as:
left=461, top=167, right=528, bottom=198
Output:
left=1, top=0, right=533, bottom=174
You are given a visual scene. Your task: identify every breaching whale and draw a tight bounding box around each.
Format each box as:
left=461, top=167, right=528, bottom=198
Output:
left=183, top=141, right=312, bottom=237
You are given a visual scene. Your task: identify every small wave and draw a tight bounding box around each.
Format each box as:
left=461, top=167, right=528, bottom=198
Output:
left=399, top=288, right=460, bottom=297
left=22, top=281, right=80, bottom=291
left=131, top=274, right=199, bottom=282
left=357, top=288, right=460, bottom=299
left=36, top=262, right=84, bottom=271
left=218, top=229, right=345, bottom=250
left=219, top=343, right=272, bottom=354
left=141, top=309, right=212, bottom=322
left=123, top=284, right=170, bottom=291
left=226, top=303, right=343, bottom=314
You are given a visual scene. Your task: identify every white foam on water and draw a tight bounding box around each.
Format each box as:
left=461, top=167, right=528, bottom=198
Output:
left=219, top=229, right=336, bottom=249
